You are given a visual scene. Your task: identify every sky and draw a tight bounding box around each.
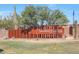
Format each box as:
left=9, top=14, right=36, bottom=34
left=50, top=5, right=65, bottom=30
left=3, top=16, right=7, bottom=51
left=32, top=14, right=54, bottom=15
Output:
left=0, top=4, right=79, bottom=24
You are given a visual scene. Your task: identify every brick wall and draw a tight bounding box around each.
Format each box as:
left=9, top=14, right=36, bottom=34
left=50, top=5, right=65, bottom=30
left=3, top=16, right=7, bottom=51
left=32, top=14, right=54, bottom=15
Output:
left=8, top=26, right=64, bottom=38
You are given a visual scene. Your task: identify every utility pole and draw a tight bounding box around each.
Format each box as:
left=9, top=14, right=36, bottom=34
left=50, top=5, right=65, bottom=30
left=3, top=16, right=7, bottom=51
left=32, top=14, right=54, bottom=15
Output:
left=74, top=20, right=77, bottom=39
left=73, top=10, right=77, bottom=39
left=73, top=10, right=75, bottom=25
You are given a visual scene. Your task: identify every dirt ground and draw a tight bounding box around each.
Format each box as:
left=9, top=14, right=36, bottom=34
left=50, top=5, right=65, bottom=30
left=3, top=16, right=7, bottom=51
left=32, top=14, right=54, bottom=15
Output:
left=0, top=38, right=79, bottom=54
left=3, top=38, right=79, bottom=43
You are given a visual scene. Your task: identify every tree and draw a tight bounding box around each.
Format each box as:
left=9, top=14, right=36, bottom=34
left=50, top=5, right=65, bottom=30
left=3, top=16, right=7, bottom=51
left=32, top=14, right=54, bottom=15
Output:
left=36, top=6, right=50, bottom=25
left=21, top=5, right=50, bottom=27
left=0, top=5, right=69, bottom=30
left=0, top=5, right=68, bottom=29
left=21, top=5, right=68, bottom=28
left=13, top=6, right=18, bottom=29
left=1, top=17, right=14, bottom=29
left=48, top=10, right=68, bottom=25
left=21, top=5, right=37, bottom=26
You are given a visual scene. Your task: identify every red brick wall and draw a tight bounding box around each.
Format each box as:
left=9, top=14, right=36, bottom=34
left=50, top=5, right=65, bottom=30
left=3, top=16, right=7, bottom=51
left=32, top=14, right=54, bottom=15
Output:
left=8, top=26, right=64, bottom=38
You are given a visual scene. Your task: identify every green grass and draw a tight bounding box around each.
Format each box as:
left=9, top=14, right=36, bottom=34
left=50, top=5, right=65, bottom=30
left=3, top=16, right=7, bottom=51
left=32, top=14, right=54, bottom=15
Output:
left=0, top=40, right=79, bottom=54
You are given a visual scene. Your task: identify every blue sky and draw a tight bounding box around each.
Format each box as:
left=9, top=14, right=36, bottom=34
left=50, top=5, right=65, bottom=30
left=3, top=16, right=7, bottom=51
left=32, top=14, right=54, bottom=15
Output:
left=0, top=4, right=79, bottom=24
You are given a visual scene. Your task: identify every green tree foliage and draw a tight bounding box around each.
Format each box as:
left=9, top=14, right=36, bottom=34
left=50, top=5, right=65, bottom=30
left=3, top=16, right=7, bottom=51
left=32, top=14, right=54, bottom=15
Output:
left=21, top=5, right=37, bottom=26
left=21, top=5, right=68, bottom=27
left=48, top=10, right=68, bottom=25
left=1, top=18, right=14, bottom=29
left=0, top=5, right=69, bottom=29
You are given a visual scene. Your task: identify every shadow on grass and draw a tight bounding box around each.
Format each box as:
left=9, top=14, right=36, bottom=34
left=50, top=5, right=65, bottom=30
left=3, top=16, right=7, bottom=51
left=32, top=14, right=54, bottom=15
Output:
left=0, top=49, right=4, bottom=53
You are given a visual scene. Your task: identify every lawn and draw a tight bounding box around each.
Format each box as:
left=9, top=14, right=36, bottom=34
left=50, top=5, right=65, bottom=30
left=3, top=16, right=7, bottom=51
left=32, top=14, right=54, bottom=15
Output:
left=0, top=40, right=79, bottom=54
